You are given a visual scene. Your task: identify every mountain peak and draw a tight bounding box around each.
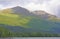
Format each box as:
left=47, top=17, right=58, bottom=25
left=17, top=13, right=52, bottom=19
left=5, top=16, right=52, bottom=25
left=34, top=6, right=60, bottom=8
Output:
left=13, top=6, right=22, bottom=8
left=10, top=6, right=33, bottom=16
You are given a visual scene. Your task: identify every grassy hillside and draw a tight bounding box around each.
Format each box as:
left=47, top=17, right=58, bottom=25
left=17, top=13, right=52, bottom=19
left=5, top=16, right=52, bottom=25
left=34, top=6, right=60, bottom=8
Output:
left=0, top=9, right=60, bottom=37
left=0, top=13, right=60, bottom=33
left=0, top=13, right=32, bottom=28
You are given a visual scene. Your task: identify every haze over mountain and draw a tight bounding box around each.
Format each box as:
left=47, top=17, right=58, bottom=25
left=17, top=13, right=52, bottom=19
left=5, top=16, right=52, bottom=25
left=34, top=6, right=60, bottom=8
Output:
left=0, top=0, right=60, bottom=17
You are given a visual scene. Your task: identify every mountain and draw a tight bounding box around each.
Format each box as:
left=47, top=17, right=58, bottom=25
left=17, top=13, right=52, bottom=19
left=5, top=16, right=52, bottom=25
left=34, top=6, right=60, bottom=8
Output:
left=1, top=6, right=34, bottom=16
left=32, top=10, right=57, bottom=20
left=12, top=6, right=32, bottom=15
left=1, top=6, right=57, bottom=19
left=0, top=6, right=60, bottom=37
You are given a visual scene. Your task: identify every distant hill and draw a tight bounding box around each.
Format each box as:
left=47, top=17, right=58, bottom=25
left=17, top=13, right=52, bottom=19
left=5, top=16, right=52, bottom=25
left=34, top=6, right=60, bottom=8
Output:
left=11, top=6, right=32, bottom=15
left=0, top=6, right=58, bottom=19
left=32, top=10, right=57, bottom=20
left=0, top=6, right=34, bottom=16
left=0, top=6, right=60, bottom=37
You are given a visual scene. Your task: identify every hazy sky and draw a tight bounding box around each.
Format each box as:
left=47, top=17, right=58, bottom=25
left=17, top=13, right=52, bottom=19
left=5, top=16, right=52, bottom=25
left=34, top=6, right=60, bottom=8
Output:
left=0, top=0, right=60, bottom=16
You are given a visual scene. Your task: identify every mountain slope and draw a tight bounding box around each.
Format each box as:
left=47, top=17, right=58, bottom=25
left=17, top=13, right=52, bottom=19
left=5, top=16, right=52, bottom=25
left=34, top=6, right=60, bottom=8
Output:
left=0, top=13, right=60, bottom=33
left=1, top=6, right=34, bottom=16
left=33, top=10, right=57, bottom=20
left=0, top=6, right=60, bottom=37
left=0, top=13, right=32, bottom=28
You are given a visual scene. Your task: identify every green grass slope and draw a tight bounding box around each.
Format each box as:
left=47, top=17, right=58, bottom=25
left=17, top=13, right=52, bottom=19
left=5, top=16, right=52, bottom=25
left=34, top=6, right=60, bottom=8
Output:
left=0, top=13, right=32, bottom=28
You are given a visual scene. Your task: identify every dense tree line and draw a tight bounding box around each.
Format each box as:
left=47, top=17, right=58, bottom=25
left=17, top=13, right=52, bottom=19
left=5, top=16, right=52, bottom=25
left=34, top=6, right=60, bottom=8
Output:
left=0, top=31, right=60, bottom=37
left=0, top=26, right=60, bottom=37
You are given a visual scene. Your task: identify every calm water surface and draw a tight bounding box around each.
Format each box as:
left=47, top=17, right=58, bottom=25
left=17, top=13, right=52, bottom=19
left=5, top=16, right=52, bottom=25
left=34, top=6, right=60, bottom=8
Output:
left=0, top=37, right=60, bottom=39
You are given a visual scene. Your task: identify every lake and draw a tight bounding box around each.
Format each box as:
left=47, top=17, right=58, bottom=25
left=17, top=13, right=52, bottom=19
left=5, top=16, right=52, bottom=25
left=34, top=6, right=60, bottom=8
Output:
left=0, top=37, right=60, bottom=39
